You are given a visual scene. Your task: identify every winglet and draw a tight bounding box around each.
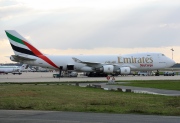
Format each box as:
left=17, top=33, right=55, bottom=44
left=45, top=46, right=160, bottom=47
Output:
left=72, top=57, right=82, bottom=63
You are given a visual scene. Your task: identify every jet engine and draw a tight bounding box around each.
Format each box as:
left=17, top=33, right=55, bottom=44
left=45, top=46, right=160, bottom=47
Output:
left=96, top=65, right=131, bottom=75
left=10, top=56, right=15, bottom=61
left=102, top=65, right=114, bottom=73
left=119, top=67, right=131, bottom=75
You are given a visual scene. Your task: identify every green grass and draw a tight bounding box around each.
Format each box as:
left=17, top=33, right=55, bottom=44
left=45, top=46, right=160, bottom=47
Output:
left=0, top=84, right=180, bottom=116
left=117, top=80, right=180, bottom=90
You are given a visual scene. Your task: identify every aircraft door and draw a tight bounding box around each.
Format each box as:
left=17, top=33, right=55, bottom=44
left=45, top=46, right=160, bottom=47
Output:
left=67, top=65, right=74, bottom=71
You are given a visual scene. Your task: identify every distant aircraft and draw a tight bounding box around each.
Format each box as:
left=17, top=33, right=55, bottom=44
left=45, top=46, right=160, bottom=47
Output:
left=5, top=30, right=175, bottom=77
left=0, top=64, right=27, bottom=74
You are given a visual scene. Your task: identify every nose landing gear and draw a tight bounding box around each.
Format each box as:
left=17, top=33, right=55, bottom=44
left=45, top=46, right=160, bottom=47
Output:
left=155, top=70, right=159, bottom=76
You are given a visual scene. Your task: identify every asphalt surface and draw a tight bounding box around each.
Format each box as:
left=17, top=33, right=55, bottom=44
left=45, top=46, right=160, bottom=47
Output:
left=1, top=72, right=180, bottom=82
left=79, top=83, right=180, bottom=96
left=0, top=72, right=180, bottom=123
left=0, top=110, right=180, bottom=123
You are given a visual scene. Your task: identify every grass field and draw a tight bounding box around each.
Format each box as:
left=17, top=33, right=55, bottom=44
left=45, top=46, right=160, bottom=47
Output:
left=117, top=80, right=180, bottom=90
left=0, top=83, right=180, bottom=116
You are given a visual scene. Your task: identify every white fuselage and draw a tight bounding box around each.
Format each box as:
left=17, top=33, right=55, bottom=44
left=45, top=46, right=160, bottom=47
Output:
left=0, top=66, right=20, bottom=73
left=22, top=52, right=175, bottom=72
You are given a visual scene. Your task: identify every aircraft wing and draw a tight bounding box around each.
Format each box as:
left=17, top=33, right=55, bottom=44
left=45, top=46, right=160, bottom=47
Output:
left=72, top=57, right=122, bottom=68
left=72, top=57, right=100, bottom=65
left=72, top=57, right=138, bottom=69
left=72, top=57, right=102, bottom=67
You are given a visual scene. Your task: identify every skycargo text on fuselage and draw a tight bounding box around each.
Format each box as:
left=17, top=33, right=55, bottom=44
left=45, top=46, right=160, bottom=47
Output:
left=118, top=56, right=153, bottom=64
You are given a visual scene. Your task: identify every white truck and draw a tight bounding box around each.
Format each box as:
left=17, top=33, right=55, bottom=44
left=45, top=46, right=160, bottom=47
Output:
left=137, top=71, right=155, bottom=76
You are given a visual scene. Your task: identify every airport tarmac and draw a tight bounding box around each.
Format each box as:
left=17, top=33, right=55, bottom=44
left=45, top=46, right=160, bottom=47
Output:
left=1, top=72, right=180, bottom=82
left=0, top=110, right=180, bottom=123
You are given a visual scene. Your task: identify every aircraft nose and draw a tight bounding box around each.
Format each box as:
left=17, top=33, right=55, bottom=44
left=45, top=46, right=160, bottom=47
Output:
left=167, top=58, right=176, bottom=67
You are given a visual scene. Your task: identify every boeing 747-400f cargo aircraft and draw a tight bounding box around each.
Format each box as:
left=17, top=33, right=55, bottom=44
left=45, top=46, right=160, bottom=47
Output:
left=5, top=30, right=175, bottom=77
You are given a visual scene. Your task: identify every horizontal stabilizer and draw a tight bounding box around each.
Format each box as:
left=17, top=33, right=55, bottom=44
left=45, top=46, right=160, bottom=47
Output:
left=10, top=55, right=36, bottom=62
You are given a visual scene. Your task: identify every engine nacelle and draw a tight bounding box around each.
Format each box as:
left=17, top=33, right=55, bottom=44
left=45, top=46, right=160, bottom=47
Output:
left=119, top=67, right=131, bottom=75
left=96, top=65, right=131, bottom=74
left=95, top=65, right=114, bottom=73
left=103, top=65, right=114, bottom=73
left=10, top=56, right=15, bottom=61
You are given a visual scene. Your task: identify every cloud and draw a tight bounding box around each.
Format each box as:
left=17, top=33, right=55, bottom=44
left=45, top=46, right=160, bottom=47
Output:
left=1, top=1, right=180, bottom=48
left=16, top=1, right=179, bottom=50
left=0, top=2, right=31, bottom=20
left=1, top=0, right=180, bottom=63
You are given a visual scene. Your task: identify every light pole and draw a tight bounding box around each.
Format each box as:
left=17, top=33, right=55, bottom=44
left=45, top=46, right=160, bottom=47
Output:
left=171, top=48, right=174, bottom=59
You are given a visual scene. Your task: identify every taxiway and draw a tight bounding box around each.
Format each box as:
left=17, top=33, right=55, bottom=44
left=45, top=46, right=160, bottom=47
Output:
left=1, top=72, right=180, bottom=82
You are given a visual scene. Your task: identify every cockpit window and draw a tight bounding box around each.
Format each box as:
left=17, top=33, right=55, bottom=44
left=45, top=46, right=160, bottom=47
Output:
left=162, top=54, right=165, bottom=56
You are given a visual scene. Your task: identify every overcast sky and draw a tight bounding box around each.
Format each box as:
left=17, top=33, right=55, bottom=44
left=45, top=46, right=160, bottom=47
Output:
left=0, top=0, right=180, bottom=63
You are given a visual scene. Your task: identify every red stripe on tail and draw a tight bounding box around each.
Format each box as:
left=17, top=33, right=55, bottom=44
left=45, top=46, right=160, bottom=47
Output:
left=23, top=40, right=58, bottom=69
